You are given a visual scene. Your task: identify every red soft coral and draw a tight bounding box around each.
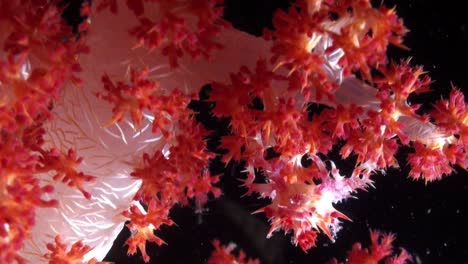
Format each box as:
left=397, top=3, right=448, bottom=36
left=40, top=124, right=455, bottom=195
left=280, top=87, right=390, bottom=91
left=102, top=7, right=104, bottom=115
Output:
left=98, top=0, right=228, bottom=68
left=329, top=230, right=412, bottom=264
left=122, top=200, right=174, bottom=262
left=431, top=88, right=467, bottom=135
left=208, top=240, right=259, bottom=264
left=44, top=235, right=107, bottom=264
left=407, top=142, right=454, bottom=182
left=37, top=148, right=96, bottom=199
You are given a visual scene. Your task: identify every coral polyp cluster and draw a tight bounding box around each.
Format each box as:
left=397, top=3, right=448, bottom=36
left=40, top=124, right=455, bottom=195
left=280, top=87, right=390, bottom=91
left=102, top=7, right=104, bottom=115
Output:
left=328, top=230, right=411, bottom=264
left=0, top=0, right=466, bottom=263
left=1, top=1, right=89, bottom=263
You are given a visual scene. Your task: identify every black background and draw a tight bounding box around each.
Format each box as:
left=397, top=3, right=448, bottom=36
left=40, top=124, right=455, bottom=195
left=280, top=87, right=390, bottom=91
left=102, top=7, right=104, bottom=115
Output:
left=63, top=1, right=468, bottom=263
